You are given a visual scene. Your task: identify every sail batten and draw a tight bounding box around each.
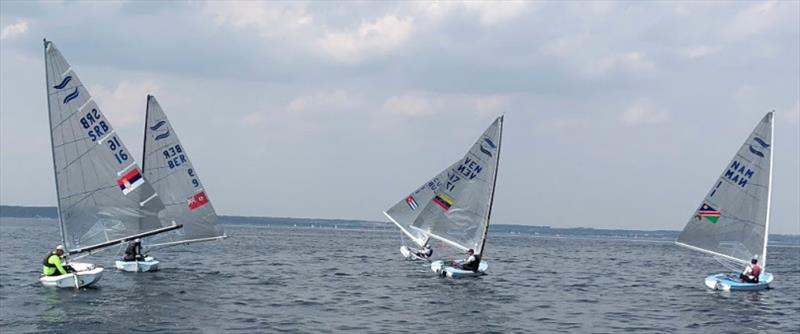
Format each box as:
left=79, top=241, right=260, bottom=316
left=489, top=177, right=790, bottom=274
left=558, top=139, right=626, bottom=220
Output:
left=677, top=112, right=773, bottom=267
left=45, top=41, right=175, bottom=254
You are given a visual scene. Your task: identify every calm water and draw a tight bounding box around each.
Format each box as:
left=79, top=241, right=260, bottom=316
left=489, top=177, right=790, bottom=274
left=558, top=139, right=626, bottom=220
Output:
left=1, top=217, right=798, bottom=333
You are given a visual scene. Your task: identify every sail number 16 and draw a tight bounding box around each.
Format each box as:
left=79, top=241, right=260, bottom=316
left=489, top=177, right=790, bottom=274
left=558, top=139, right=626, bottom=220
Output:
left=106, top=136, right=129, bottom=164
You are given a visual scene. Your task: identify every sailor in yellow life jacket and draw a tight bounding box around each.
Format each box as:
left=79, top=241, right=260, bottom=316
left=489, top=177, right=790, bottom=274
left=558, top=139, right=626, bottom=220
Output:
left=42, top=245, right=69, bottom=276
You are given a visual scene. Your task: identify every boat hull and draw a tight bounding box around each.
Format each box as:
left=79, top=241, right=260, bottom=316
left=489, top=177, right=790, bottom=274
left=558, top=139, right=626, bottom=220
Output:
left=115, top=256, right=159, bottom=272
left=704, top=272, right=773, bottom=291
left=39, top=262, right=103, bottom=288
left=431, top=260, right=488, bottom=278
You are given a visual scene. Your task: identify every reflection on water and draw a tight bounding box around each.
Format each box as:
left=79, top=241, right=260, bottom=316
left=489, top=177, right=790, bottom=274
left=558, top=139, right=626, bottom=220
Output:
left=1, top=218, right=798, bottom=333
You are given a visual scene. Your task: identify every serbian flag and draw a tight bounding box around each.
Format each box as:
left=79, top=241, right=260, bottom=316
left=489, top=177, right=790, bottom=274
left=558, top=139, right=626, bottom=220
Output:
left=188, top=191, right=209, bottom=211
left=696, top=203, right=721, bottom=224
left=117, top=168, right=144, bottom=195
left=433, top=193, right=454, bottom=211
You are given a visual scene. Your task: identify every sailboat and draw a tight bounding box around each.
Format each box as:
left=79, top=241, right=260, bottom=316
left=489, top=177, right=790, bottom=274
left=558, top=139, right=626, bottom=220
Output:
left=41, top=40, right=181, bottom=288
left=385, top=116, right=503, bottom=277
left=114, top=95, right=227, bottom=272
left=676, top=112, right=775, bottom=291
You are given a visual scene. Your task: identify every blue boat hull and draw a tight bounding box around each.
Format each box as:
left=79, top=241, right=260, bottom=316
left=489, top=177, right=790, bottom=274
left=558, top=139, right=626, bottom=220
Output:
left=704, top=272, right=773, bottom=291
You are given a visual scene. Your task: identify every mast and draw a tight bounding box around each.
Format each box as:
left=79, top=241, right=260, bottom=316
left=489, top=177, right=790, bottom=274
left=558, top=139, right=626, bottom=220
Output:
left=142, top=95, right=151, bottom=171
left=762, top=111, right=775, bottom=270
left=43, top=38, right=68, bottom=250
left=478, top=115, right=503, bottom=256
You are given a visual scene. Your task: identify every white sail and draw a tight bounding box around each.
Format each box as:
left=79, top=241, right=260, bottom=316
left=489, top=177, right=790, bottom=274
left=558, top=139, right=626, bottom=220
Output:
left=142, top=95, right=225, bottom=249
left=677, top=112, right=774, bottom=268
left=387, top=116, right=503, bottom=255
left=44, top=40, right=179, bottom=255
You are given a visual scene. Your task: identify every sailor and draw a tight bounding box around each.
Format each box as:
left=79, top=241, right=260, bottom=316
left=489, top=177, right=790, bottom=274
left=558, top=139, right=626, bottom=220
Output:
left=739, top=257, right=762, bottom=283
left=42, top=245, right=69, bottom=276
left=415, top=245, right=433, bottom=259
left=461, top=249, right=481, bottom=272
left=123, top=239, right=145, bottom=262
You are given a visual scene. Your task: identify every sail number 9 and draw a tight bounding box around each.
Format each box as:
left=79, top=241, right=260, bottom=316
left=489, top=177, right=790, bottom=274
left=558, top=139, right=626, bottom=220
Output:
left=187, top=168, right=199, bottom=187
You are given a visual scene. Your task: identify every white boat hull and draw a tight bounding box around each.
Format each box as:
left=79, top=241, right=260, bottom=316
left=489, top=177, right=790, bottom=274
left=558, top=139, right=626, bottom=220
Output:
left=704, top=272, right=773, bottom=291
left=39, top=262, right=103, bottom=288
left=431, top=260, right=488, bottom=278
left=115, top=256, right=159, bottom=272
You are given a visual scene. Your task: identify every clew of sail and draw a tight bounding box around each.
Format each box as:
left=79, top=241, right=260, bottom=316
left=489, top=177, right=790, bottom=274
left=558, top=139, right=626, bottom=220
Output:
left=141, top=95, right=225, bottom=249
left=44, top=40, right=178, bottom=254
left=398, top=116, right=503, bottom=255
left=676, top=112, right=773, bottom=267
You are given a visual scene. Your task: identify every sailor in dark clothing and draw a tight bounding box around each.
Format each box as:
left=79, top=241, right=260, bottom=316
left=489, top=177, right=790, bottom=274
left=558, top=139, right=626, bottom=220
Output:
left=415, top=245, right=433, bottom=259
left=461, top=249, right=481, bottom=272
left=123, top=239, right=145, bottom=262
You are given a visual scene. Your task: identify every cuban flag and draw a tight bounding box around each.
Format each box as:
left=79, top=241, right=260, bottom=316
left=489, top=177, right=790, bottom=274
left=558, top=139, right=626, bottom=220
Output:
left=117, top=168, right=144, bottom=195
left=406, top=196, right=419, bottom=210
left=188, top=191, right=210, bottom=211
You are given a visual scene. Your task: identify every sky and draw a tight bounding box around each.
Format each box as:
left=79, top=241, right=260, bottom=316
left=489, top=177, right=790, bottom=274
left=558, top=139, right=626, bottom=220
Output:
left=1, top=1, right=798, bottom=234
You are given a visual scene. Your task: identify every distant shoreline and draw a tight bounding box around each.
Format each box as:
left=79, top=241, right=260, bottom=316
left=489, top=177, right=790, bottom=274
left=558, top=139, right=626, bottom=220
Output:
left=2, top=205, right=798, bottom=245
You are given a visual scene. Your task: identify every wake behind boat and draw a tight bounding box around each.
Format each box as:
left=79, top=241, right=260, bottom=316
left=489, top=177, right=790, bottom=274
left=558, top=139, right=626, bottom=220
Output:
left=115, top=95, right=227, bottom=272
left=676, top=112, right=775, bottom=291
left=386, top=116, right=503, bottom=277
left=41, top=40, right=181, bottom=287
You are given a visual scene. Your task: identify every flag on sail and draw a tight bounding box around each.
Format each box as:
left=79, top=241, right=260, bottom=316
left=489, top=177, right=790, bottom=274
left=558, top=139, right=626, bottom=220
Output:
left=433, top=193, right=454, bottom=211
left=117, top=169, right=145, bottom=195
left=188, top=191, right=210, bottom=210
left=406, top=196, right=419, bottom=210
left=695, top=203, right=721, bottom=223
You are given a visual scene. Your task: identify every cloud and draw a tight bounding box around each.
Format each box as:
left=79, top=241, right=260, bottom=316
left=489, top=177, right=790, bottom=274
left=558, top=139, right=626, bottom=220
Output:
left=725, top=1, right=789, bottom=41
left=316, top=15, right=415, bottom=63
left=587, top=51, right=656, bottom=78
left=89, top=80, right=161, bottom=128
left=463, top=0, right=532, bottom=25
left=204, top=1, right=313, bottom=38
left=383, top=94, right=434, bottom=117
left=288, top=90, right=364, bottom=114
left=619, top=100, right=668, bottom=126
left=681, top=45, right=718, bottom=59
left=0, top=21, right=29, bottom=40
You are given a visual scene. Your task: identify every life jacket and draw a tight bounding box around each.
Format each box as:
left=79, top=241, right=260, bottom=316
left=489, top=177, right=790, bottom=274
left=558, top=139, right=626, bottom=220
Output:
left=42, top=252, right=59, bottom=268
left=751, top=264, right=762, bottom=278
left=463, top=254, right=481, bottom=272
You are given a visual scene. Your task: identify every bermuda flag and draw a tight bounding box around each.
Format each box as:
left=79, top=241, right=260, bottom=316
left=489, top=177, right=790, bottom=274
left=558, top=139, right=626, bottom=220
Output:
left=696, top=203, right=721, bottom=224
left=406, top=196, right=419, bottom=210
left=433, top=193, right=454, bottom=211
left=117, top=168, right=144, bottom=195
left=188, top=191, right=210, bottom=211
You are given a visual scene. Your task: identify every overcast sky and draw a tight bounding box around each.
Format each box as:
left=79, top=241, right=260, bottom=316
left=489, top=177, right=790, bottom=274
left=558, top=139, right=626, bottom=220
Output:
left=1, top=1, right=798, bottom=234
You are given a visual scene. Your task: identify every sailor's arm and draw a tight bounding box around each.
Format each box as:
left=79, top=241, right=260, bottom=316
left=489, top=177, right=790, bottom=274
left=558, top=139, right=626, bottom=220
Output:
left=51, top=256, right=68, bottom=275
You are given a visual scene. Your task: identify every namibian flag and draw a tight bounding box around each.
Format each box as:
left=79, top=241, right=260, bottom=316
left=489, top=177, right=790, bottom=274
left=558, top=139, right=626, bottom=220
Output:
left=117, top=168, right=144, bottom=195
left=188, top=191, right=209, bottom=211
left=433, top=193, right=454, bottom=211
left=406, top=196, right=419, bottom=210
left=696, top=203, right=721, bottom=223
